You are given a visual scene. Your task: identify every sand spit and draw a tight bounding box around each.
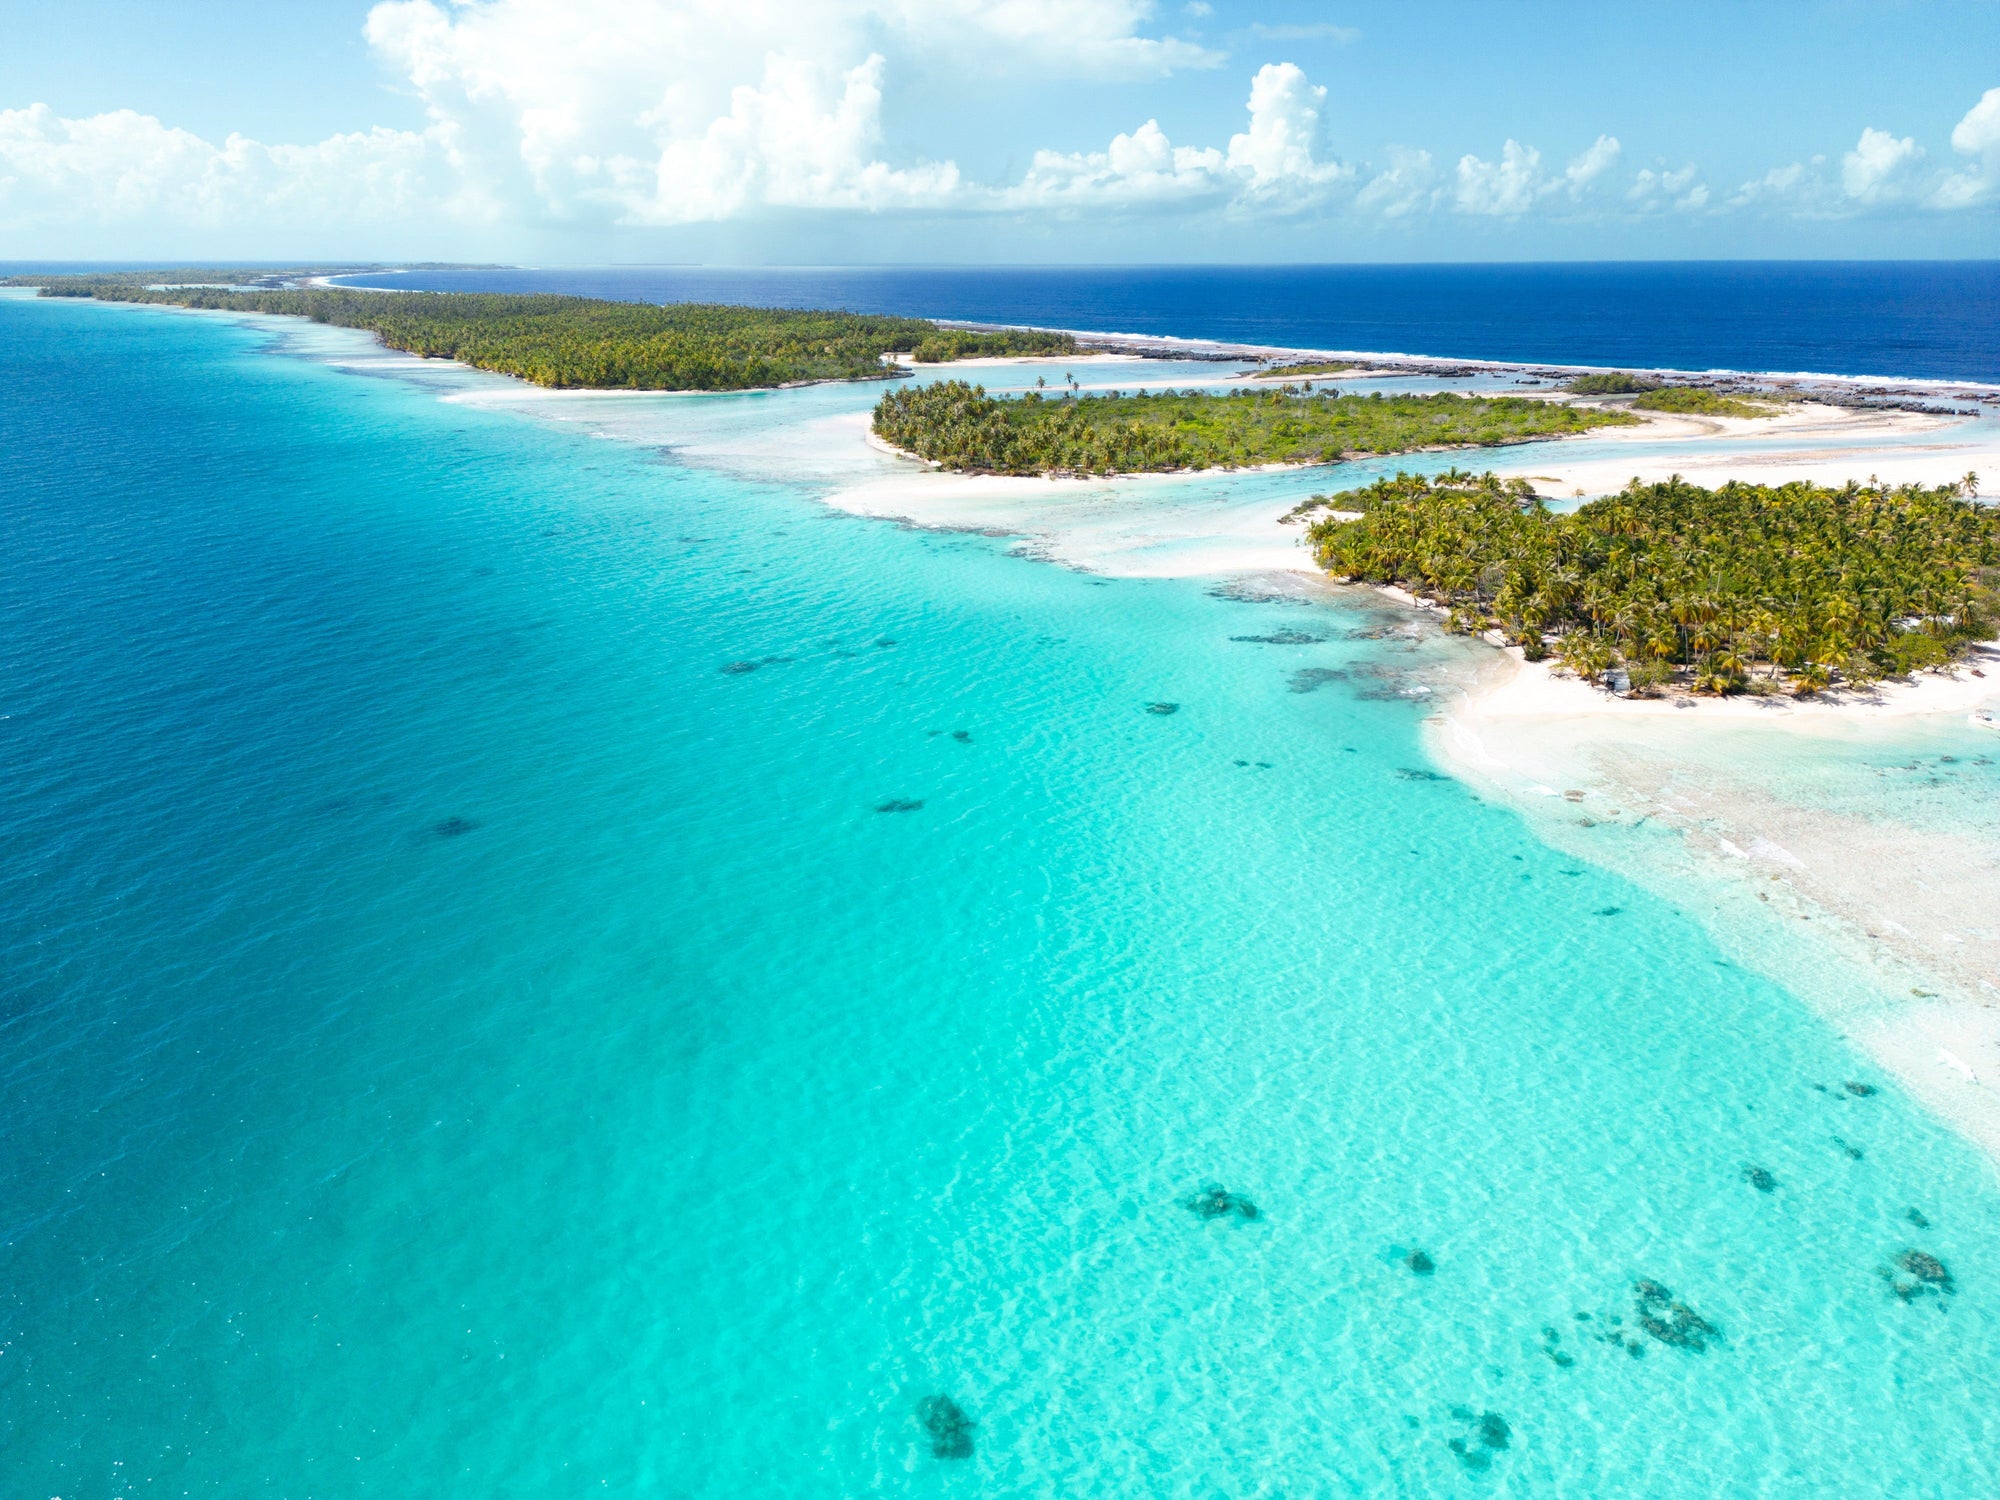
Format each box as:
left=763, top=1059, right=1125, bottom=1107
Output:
left=840, top=417, right=1317, bottom=578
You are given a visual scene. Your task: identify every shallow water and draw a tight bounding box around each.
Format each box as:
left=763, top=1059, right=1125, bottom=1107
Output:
left=6, top=294, right=2000, bottom=1496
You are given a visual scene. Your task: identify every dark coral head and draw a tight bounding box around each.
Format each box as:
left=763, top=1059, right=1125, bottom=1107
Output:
left=918, top=1396, right=975, bottom=1459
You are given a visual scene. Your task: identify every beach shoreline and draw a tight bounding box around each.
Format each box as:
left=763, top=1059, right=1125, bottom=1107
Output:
left=1425, top=642, right=2000, bottom=1166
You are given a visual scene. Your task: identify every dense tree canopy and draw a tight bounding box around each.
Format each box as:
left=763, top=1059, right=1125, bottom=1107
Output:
left=1308, top=470, right=1998, bottom=694
left=15, top=278, right=1074, bottom=391
left=1564, top=372, right=1661, bottom=395
left=872, top=381, right=1635, bottom=476
left=1629, top=387, right=1780, bottom=418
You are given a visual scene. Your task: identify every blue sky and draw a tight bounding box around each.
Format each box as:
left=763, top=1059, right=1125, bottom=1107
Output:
left=2, top=0, right=1996, bottom=263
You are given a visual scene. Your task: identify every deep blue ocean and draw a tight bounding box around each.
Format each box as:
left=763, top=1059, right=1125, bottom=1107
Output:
left=335, top=262, right=2000, bottom=384
left=6, top=285, right=2000, bottom=1496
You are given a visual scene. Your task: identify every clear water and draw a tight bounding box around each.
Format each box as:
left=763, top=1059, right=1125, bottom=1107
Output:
left=6, top=292, right=2000, bottom=1496
left=335, top=262, right=2000, bottom=384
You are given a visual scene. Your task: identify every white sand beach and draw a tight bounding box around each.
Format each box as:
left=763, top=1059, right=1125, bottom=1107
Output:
left=1486, top=400, right=2000, bottom=498
left=1426, top=643, right=2000, bottom=1162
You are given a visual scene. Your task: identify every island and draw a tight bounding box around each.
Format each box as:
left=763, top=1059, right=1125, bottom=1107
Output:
left=1253, top=359, right=1361, bottom=378
left=8, top=273, right=1076, bottom=391
left=870, top=379, right=1636, bottom=477
left=1306, top=469, right=1998, bottom=695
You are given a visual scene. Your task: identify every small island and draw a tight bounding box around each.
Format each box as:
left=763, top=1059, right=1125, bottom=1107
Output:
left=1562, top=372, right=1785, bottom=418
left=9, top=273, right=1076, bottom=391
left=871, top=379, right=1636, bottom=477
left=1253, top=359, right=1361, bottom=378
left=1308, top=470, right=1998, bottom=695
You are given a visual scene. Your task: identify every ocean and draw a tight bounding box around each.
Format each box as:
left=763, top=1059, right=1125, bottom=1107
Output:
left=4, top=285, right=2000, bottom=1496
left=337, top=261, right=2000, bottom=384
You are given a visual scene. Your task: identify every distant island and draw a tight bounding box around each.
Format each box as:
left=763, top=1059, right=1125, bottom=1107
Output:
left=7, top=272, right=1076, bottom=391
left=1308, top=470, right=1997, bottom=696
left=871, top=379, right=1635, bottom=477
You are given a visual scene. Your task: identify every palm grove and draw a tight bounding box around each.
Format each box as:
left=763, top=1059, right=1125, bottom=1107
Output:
left=1307, top=472, right=1999, bottom=695
left=871, top=380, right=1635, bottom=475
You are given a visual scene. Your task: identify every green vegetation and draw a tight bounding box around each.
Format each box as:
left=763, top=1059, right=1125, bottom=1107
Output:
left=1308, top=470, right=1999, bottom=695
left=1630, top=387, right=1779, bottom=419
left=871, top=381, right=1636, bottom=476
left=1564, top=371, right=1662, bottom=395
left=905, top=326, right=1074, bottom=363
left=1258, top=360, right=1359, bottom=378
left=1560, top=371, right=1789, bottom=416
left=12, top=275, right=1074, bottom=391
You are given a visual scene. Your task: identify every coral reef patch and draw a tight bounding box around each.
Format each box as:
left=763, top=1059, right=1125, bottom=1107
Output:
left=1183, top=1183, right=1261, bottom=1222
left=917, top=1395, right=975, bottom=1460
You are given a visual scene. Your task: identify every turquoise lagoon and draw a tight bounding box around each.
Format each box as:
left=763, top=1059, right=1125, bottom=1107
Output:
left=4, top=292, right=1999, bottom=1496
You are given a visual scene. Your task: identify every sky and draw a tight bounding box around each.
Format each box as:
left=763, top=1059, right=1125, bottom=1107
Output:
left=2, top=0, right=1997, bottom=264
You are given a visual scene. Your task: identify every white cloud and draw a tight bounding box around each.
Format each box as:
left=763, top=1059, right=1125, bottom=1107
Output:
left=3, top=4, right=1987, bottom=246
left=1629, top=162, right=1708, bottom=212
left=1009, top=119, right=1226, bottom=206
left=1563, top=134, right=1621, bottom=196
left=1005, top=60, right=1346, bottom=210
left=356, top=0, right=1218, bottom=226
left=620, top=54, right=957, bottom=223
left=1951, top=86, right=2000, bottom=154
left=1733, top=160, right=1809, bottom=204
left=1447, top=134, right=1692, bottom=217
left=1841, top=125, right=1923, bottom=203
left=1727, top=90, right=1998, bottom=216
left=0, top=103, right=437, bottom=230
left=1226, top=62, right=1348, bottom=191
left=1729, top=155, right=1845, bottom=215
left=1934, top=86, right=2000, bottom=207
left=1356, top=145, right=1435, bottom=217
left=1454, top=140, right=1542, bottom=215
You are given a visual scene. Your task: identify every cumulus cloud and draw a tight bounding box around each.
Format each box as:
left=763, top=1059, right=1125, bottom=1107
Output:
left=361, top=0, right=1215, bottom=225
left=1563, top=134, right=1621, bottom=196
left=1226, top=63, right=1348, bottom=192
left=1934, top=86, right=2000, bottom=208
left=1007, top=61, right=1346, bottom=210
left=1732, top=160, right=1811, bottom=205
left=1010, top=119, right=1226, bottom=207
left=1448, top=134, right=1635, bottom=216
left=1841, top=126, right=1924, bottom=203
left=0, top=0, right=1223, bottom=238
left=1727, top=90, right=1998, bottom=217
left=1629, top=162, right=1708, bottom=212
left=1355, top=145, right=1436, bottom=217
left=1453, top=140, right=1542, bottom=215
left=2, top=3, right=1988, bottom=245
left=357, top=0, right=1220, bottom=225
left=0, top=103, right=437, bottom=230
left=624, top=54, right=958, bottom=222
